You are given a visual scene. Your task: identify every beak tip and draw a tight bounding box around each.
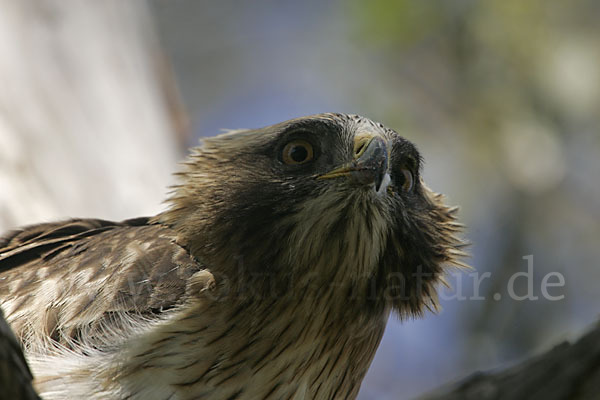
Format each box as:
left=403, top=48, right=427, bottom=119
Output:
left=375, top=172, right=384, bottom=191
left=319, top=136, right=390, bottom=192
left=375, top=172, right=391, bottom=194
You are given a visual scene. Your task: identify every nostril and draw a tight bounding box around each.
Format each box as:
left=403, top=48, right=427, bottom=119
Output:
left=354, top=135, right=372, bottom=158
left=355, top=143, right=366, bottom=156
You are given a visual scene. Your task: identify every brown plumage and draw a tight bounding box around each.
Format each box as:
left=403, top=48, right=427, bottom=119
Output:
left=0, top=113, right=466, bottom=399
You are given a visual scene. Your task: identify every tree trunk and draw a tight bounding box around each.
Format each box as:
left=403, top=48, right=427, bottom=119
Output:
left=420, top=323, right=600, bottom=400
left=0, top=0, right=186, bottom=232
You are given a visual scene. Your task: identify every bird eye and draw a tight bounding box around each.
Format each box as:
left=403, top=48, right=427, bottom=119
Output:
left=282, top=140, right=314, bottom=165
left=398, top=168, right=414, bottom=192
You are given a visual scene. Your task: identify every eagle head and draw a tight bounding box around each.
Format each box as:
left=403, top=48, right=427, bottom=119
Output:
left=158, top=113, right=466, bottom=318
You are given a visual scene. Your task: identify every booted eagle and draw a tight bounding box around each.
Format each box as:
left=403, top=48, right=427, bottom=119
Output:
left=0, top=114, right=465, bottom=399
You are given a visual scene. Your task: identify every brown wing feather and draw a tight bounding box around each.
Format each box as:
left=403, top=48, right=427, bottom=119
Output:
left=0, top=218, right=204, bottom=351
left=0, top=218, right=145, bottom=272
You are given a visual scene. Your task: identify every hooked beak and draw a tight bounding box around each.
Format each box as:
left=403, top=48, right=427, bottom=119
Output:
left=317, top=135, right=389, bottom=192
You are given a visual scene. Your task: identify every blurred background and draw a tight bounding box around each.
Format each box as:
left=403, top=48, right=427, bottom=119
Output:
left=1, top=0, right=599, bottom=398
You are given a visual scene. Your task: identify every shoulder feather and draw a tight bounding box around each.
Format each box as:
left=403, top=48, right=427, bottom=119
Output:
left=0, top=218, right=205, bottom=352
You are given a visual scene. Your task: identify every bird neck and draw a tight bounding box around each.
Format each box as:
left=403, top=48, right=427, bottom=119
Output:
left=112, top=278, right=389, bottom=399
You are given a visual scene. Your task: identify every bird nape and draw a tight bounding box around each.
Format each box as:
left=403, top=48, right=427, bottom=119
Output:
left=0, top=113, right=466, bottom=400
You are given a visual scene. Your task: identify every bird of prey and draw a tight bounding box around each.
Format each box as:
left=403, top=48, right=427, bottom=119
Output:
left=0, top=113, right=465, bottom=399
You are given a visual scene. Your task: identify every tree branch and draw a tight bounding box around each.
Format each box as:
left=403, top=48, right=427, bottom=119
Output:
left=420, top=323, right=600, bottom=400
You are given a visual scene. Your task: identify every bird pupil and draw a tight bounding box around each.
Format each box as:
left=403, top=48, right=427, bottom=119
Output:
left=397, top=173, right=405, bottom=185
left=290, top=145, right=308, bottom=162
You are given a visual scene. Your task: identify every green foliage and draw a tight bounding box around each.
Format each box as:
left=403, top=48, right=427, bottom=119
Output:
left=349, top=0, right=444, bottom=47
